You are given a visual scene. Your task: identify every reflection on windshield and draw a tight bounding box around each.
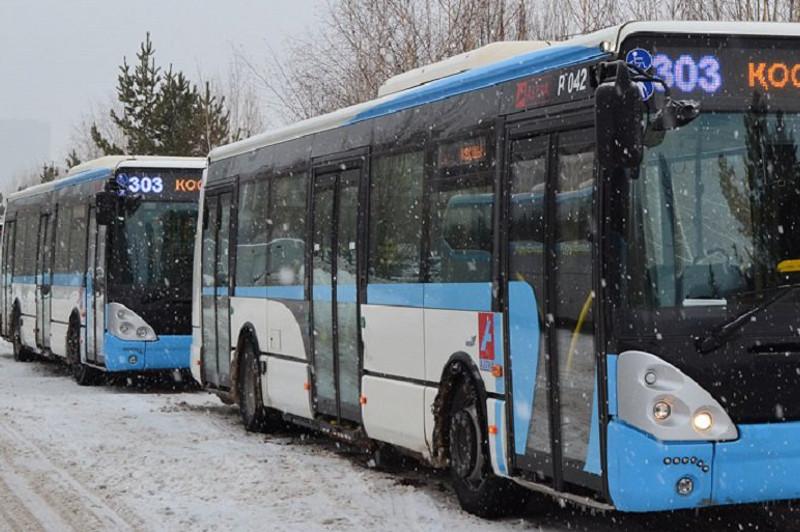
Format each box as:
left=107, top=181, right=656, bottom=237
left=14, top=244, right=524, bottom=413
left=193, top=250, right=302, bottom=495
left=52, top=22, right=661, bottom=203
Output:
left=627, top=94, right=800, bottom=309
left=109, top=201, right=197, bottom=295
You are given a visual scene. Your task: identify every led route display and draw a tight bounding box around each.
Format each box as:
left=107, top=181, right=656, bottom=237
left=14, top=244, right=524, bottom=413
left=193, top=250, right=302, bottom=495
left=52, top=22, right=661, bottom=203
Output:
left=623, top=35, right=800, bottom=111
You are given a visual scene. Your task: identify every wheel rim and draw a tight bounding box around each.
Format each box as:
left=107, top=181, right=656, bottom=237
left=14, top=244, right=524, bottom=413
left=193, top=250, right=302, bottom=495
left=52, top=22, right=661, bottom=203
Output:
left=450, top=408, right=479, bottom=482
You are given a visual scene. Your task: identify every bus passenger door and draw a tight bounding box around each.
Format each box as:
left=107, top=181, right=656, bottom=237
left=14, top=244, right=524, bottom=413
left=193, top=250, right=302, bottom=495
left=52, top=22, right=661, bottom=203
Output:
left=2, top=221, right=16, bottom=337
left=85, top=209, right=98, bottom=363
left=35, top=213, right=53, bottom=350
left=201, top=190, right=233, bottom=389
left=310, top=161, right=362, bottom=422
left=503, top=122, right=601, bottom=492
left=93, top=218, right=107, bottom=365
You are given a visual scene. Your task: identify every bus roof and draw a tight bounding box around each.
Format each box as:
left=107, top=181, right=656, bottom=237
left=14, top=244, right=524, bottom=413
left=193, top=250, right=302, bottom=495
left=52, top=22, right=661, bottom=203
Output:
left=9, top=155, right=206, bottom=201
left=209, top=21, right=800, bottom=166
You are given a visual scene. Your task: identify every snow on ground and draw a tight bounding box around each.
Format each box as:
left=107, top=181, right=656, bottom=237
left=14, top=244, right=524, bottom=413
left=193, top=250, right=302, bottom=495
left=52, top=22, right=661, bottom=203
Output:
left=0, top=344, right=794, bottom=531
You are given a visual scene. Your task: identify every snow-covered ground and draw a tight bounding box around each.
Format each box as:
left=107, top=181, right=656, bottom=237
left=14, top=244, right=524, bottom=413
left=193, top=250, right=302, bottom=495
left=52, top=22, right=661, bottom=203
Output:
left=0, top=344, right=794, bottom=531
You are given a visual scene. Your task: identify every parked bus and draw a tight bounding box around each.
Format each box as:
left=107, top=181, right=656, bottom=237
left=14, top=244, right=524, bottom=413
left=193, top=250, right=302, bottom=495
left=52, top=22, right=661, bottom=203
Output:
left=2, top=156, right=205, bottom=385
left=192, top=21, right=800, bottom=516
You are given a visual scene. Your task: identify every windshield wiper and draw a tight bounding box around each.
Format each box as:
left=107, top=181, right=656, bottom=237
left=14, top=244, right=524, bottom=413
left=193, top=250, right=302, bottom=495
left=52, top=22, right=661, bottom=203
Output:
left=697, top=284, right=800, bottom=354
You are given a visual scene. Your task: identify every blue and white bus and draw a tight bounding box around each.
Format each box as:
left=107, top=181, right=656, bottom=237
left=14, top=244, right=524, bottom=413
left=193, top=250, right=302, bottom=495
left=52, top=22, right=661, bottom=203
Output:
left=2, top=156, right=205, bottom=385
left=192, top=22, right=800, bottom=516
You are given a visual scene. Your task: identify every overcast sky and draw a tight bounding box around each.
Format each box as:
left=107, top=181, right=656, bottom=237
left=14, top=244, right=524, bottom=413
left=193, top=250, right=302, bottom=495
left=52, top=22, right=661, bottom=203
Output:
left=0, top=0, right=321, bottom=190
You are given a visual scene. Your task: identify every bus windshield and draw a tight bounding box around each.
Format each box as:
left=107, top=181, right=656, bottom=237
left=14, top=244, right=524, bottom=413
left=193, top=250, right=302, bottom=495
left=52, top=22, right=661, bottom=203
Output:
left=108, top=201, right=197, bottom=298
left=624, top=105, right=800, bottom=313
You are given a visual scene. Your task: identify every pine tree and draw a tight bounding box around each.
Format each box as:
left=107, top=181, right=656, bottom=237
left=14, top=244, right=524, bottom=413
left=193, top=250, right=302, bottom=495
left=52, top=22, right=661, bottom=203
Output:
left=65, top=150, right=82, bottom=170
left=40, top=162, right=60, bottom=183
left=92, top=33, right=232, bottom=157
left=194, top=81, right=231, bottom=155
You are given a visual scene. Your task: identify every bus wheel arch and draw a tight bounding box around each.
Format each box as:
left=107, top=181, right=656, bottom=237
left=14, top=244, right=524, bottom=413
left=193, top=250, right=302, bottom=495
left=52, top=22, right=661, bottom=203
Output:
left=234, top=324, right=270, bottom=431
left=433, top=352, right=527, bottom=518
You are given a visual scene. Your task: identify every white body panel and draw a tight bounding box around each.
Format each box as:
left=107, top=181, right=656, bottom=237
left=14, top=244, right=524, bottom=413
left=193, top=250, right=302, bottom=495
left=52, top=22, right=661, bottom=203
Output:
left=423, top=308, right=480, bottom=381
left=229, top=296, right=268, bottom=351
left=261, top=356, right=313, bottom=418
left=266, top=300, right=307, bottom=360
left=14, top=283, right=36, bottom=347
left=361, top=375, right=429, bottom=456
left=361, top=305, right=425, bottom=379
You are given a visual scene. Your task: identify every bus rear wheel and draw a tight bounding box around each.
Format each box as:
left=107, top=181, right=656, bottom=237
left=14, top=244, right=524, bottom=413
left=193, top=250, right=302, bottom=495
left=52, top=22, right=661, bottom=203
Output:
left=67, top=326, right=101, bottom=386
left=238, top=340, right=270, bottom=432
left=12, top=310, right=31, bottom=362
left=447, top=377, right=528, bottom=518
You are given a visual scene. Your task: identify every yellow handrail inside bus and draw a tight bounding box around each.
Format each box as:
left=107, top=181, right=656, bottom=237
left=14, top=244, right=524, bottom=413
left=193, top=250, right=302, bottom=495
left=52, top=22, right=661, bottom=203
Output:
left=566, top=291, right=594, bottom=372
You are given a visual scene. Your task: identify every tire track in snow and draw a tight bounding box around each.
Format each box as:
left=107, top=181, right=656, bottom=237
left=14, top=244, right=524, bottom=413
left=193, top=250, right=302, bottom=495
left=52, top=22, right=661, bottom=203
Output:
left=0, top=421, right=140, bottom=531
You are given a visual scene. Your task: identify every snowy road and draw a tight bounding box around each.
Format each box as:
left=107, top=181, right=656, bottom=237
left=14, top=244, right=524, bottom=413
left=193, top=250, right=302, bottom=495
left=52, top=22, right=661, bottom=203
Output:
left=0, top=346, right=795, bottom=532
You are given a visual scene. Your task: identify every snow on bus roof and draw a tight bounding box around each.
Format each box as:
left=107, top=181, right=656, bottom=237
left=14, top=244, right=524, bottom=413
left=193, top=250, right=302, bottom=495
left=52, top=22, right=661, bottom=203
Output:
left=209, top=20, right=800, bottom=166
left=8, top=155, right=206, bottom=201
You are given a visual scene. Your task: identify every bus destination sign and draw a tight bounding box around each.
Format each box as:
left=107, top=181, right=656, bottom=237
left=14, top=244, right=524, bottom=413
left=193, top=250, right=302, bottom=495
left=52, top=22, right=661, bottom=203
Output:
left=114, top=169, right=202, bottom=199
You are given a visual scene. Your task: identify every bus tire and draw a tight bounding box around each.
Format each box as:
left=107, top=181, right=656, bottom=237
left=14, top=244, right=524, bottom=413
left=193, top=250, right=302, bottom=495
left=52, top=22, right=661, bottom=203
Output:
left=67, top=324, right=101, bottom=386
left=11, top=308, right=31, bottom=362
left=238, top=338, right=269, bottom=432
left=447, top=376, right=528, bottom=518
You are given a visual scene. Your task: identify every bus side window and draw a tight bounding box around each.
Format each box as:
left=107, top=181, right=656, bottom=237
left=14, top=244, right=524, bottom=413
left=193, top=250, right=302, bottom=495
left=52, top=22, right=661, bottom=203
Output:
left=235, top=178, right=269, bottom=288
left=368, top=150, right=424, bottom=283
left=54, top=207, right=70, bottom=277
left=67, top=205, right=88, bottom=280
left=428, top=134, right=494, bottom=284
left=267, top=172, right=307, bottom=287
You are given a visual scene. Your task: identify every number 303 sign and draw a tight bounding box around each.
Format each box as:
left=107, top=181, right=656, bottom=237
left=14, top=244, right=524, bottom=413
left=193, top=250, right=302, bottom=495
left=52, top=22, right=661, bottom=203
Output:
left=126, top=176, right=164, bottom=193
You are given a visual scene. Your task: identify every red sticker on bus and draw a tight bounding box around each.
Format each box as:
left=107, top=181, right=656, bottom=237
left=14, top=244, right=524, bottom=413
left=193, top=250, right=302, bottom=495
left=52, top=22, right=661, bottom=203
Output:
left=478, top=313, right=495, bottom=365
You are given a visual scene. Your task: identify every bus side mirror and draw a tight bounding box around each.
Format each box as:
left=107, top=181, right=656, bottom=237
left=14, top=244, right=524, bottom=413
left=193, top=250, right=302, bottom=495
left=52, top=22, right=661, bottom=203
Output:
left=595, top=62, right=644, bottom=171
left=96, top=191, right=117, bottom=225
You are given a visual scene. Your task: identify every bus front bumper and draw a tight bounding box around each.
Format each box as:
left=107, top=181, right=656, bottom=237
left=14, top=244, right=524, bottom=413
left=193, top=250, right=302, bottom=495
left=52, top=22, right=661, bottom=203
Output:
left=607, top=419, right=800, bottom=512
left=103, top=334, right=191, bottom=372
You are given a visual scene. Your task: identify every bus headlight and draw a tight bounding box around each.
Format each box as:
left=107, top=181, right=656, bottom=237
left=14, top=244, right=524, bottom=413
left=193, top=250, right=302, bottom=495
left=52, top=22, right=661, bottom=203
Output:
left=692, top=411, right=713, bottom=432
left=617, top=350, right=738, bottom=442
left=653, top=401, right=672, bottom=421
left=108, top=302, right=158, bottom=342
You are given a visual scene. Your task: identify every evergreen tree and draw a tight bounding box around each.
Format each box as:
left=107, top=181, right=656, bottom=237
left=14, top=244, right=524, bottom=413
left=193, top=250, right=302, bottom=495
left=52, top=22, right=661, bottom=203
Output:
left=65, top=150, right=82, bottom=170
left=40, top=162, right=60, bottom=183
left=92, top=33, right=231, bottom=157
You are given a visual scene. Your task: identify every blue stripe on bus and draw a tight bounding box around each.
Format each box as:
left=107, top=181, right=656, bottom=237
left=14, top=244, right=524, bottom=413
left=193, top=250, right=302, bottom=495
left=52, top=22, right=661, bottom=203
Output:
left=507, top=280, right=540, bottom=454
left=232, top=285, right=307, bottom=300
left=367, top=284, right=424, bottom=307
left=349, top=45, right=607, bottom=124
left=14, top=273, right=84, bottom=286
left=52, top=273, right=84, bottom=287
left=367, top=283, right=492, bottom=310
left=53, top=167, right=111, bottom=191
left=233, top=282, right=493, bottom=310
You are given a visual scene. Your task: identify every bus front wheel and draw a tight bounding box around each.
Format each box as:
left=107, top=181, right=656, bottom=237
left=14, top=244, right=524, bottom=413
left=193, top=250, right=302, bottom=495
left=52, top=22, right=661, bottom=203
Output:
left=447, top=376, right=528, bottom=518
left=67, top=326, right=100, bottom=386
left=238, top=339, right=270, bottom=432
